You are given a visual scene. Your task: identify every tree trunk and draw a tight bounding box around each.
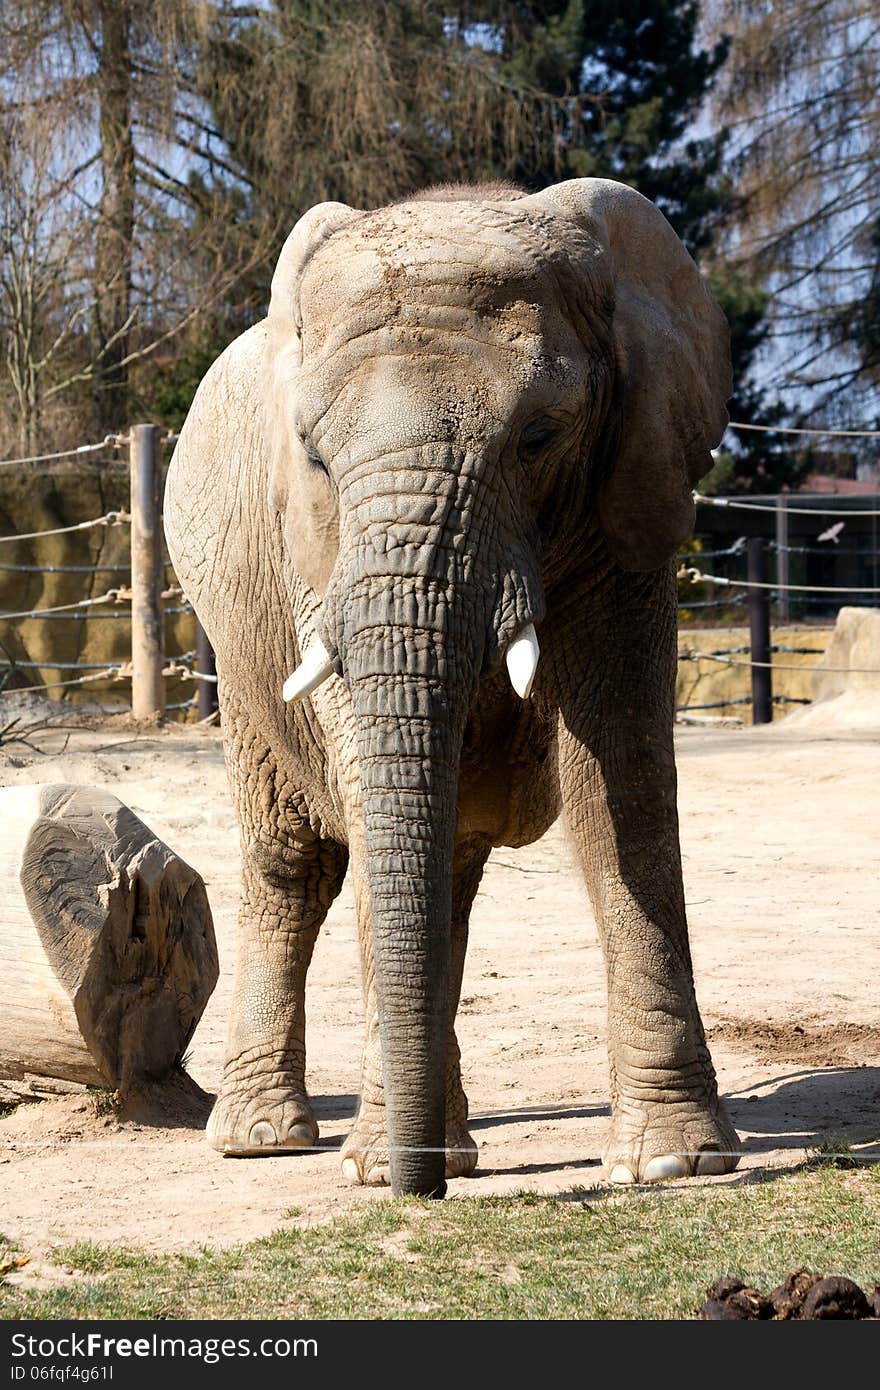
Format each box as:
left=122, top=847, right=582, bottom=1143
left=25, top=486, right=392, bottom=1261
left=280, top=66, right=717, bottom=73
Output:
left=0, top=784, right=218, bottom=1091
left=92, top=0, right=135, bottom=435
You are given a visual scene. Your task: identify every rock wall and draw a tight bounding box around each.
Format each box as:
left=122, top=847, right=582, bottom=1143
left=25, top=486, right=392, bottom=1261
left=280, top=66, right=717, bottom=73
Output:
left=677, top=625, right=833, bottom=722
left=0, top=456, right=195, bottom=712
left=812, top=607, right=880, bottom=702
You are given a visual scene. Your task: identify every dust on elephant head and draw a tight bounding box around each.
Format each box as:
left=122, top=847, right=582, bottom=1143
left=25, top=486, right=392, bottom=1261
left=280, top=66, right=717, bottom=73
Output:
left=264, top=177, right=730, bottom=630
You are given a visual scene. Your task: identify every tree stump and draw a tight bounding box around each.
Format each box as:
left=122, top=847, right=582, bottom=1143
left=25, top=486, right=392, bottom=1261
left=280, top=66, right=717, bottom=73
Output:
left=0, top=783, right=219, bottom=1091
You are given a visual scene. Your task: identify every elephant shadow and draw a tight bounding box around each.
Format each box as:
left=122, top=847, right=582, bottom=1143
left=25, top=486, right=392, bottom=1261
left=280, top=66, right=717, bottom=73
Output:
left=122, top=1071, right=879, bottom=1181
left=448, top=1070, right=880, bottom=1182
left=725, top=1066, right=880, bottom=1160
left=469, top=1101, right=610, bottom=1177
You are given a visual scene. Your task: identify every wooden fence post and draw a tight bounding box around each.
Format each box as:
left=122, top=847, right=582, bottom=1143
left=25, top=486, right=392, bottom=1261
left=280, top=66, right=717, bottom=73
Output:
left=747, top=536, right=772, bottom=724
left=130, top=423, right=165, bottom=720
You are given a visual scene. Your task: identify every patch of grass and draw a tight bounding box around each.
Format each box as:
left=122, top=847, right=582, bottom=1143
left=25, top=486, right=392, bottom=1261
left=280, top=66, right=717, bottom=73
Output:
left=56, top=1243, right=148, bottom=1275
left=1, top=1167, right=879, bottom=1320
left=86, top=1088, right=121, bottom=1118
left=0, top=1103, right=18, bottom=1121
left=807, top=1138, right=862, bottom=1170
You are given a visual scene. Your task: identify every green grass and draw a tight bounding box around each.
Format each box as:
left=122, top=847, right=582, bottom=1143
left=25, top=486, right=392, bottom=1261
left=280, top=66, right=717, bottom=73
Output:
left=807, top=1138, right=861, bottom=1170
left=2, top=1166, right=879, bottom=1320
left=85, top=1088, right=121, bottom=1118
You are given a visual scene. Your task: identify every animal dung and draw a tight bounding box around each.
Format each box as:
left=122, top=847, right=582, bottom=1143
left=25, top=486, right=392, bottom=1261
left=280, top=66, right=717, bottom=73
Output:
left=700, top=1270, right=878, bottom=1320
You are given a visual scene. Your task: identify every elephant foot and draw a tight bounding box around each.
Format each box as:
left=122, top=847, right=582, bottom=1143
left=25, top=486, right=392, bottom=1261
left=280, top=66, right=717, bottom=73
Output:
left=340, top=1104, right=478, bottom=1186
left=207, top=1070, right=318, bottom=1156
left=603, top=1097, right=740, bottom=1185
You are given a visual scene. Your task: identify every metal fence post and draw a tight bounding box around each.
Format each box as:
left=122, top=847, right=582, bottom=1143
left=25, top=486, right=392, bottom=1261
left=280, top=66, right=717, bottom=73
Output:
left=195, top=621, right=218, bottom=720
left=747, top=536, right=772, bottom=724
left=130, top=424, right=165, bottom=720
left=775, top=495, right=790, bottom=622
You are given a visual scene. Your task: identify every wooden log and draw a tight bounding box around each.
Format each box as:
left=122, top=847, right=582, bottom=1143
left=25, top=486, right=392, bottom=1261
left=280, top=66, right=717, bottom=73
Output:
left=0, top=784, right=218, bottom=1091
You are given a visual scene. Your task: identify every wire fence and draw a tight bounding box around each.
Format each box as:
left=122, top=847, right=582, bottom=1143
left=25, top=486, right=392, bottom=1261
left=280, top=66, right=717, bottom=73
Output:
left=0, top=429, right=878, bottom=725
left=676, top=500, right=880, bottom=717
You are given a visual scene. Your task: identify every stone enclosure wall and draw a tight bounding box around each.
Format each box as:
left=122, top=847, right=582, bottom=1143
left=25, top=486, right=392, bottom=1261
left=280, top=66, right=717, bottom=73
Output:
left=0, top=456, right=195, bottom=711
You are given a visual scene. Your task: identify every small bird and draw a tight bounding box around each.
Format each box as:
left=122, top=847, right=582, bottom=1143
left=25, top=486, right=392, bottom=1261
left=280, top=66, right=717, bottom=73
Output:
left=817, top=521, right=845, bottom=544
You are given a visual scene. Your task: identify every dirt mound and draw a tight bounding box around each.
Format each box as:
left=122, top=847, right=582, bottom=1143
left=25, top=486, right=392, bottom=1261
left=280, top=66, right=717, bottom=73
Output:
left=778, top=689, right=880, bottom=734
left=778, top=606, right=880, bottom=734
left=710, top=1018, right=880, bottom=1068
left=120, top=1074, right=214, bottom=1130
left=0, top=1092, right=124, bottom=1147
left=0, top=1073, right=213, bottom=1147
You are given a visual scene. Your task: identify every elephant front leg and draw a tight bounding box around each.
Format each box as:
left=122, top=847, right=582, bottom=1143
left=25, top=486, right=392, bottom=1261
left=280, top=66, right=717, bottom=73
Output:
left=341, top=835, right=489, bottom=1185
left=208, top=841, right=347, bottom=1155
left=557, top=676, right=739, bottom=1184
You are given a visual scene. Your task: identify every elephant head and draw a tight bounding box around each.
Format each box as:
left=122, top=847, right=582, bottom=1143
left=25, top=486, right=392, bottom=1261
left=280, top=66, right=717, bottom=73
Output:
left=262, top=179, right=730, bottom=1196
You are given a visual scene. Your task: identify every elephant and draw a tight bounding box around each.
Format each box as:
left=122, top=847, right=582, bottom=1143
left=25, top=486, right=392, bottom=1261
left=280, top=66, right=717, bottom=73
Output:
left=165, top=176, right=740, bottom=1199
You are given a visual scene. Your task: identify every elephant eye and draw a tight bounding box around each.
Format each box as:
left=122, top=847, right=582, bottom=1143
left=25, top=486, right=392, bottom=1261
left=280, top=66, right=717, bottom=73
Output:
left=519, top=417, right=559, bottom=456
left=307, top=448, right=329, bottom=477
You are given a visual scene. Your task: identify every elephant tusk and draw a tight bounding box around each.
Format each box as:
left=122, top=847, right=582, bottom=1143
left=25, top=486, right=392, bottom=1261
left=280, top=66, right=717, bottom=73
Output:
left=505, top=622, right=540, bottom=699
left=282, top=638, right=337, bottom=702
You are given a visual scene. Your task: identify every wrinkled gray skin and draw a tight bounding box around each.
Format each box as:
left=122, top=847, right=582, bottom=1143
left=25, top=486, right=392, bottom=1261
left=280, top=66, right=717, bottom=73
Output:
left=165, top=177, right=740, bottom=1198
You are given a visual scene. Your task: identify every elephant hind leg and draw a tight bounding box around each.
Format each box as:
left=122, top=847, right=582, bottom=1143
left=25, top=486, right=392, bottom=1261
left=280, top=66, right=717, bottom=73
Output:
left=341, top=834, right=490, bottom=1186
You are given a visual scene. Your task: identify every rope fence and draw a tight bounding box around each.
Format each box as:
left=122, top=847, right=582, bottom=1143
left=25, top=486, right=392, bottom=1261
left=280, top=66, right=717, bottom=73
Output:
left=676, top=694, right=811, bottom=714
left=1, top=585, right=184, bottom=621
left=0, top=510, right=131, bottom=544
left=0, top=649, right=196, bottom=672
left=676, top=523, right=880, bottom=719
left=677, top=566, right=880, bottom=595
left=1, top=425, right=879, bottom=725
left=2, top=418, right=876, bottom=471
left=679, top=649, right=876, bottom=675
left=0, top=434, right=128, bottom=468
left=0, top=431, right=177, bottom=469
left=0, top=660, right=217, bottom=698
left=695, top=493, right=880, bottom=517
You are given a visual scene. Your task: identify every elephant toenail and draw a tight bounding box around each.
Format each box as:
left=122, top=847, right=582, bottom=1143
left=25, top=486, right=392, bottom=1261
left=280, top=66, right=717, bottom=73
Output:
left=287, top=1122, right=315, bottom=1147
left=365, top=1165, right=389, bottom=1187
left=248, top=1121, right=277, bottom=1147
left=341, top=1157, right=361, bottom=1183
left=608, top=1163, right=637, bottom=1184
left=643, top=1154, right=690, bottom=1182
left=695, top=1149, right=727, bottom=1175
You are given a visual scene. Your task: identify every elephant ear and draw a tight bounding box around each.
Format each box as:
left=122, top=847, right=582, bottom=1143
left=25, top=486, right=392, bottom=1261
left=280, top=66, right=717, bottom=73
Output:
left=263, top=201, right=361, bottom=594
left=531, top=178, right=731, bottom=571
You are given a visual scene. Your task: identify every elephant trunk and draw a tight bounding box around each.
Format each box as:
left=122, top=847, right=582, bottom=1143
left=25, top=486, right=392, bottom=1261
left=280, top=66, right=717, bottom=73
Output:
left=290, top=448, right=543, bottom=1198
left=341, top=566, right=478, bottom=1197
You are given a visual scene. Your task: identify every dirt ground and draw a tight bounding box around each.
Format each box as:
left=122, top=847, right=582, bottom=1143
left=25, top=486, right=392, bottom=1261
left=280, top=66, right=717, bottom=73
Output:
left=1, top=706, right=878, bottom=1254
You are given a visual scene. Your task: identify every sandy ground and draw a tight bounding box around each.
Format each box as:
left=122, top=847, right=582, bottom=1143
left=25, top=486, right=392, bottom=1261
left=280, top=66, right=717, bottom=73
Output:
left=1, top=707, right=878, bottom=1254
